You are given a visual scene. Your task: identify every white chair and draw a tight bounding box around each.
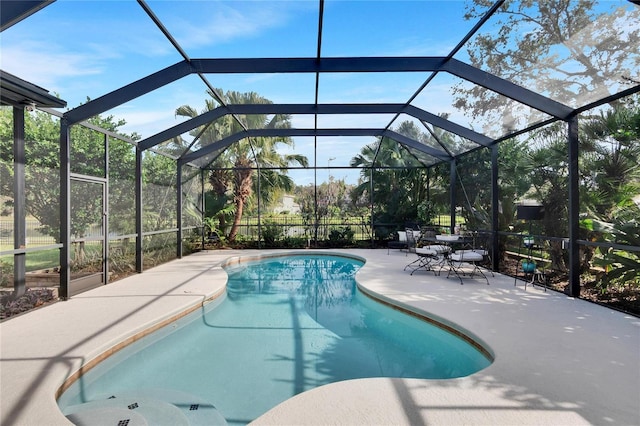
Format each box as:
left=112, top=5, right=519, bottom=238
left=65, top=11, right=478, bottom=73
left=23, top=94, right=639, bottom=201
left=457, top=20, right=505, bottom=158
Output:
left=470, top=232, right=495, bottom=277
left=405, top=246, right=437, bottom=275
left=426, top=244, right=451, bottom=275
left=405, top=228, right=417, bottom=254
left=447, top=249, right=489, bottom=285
left=387, top=230, right=409, bottom=255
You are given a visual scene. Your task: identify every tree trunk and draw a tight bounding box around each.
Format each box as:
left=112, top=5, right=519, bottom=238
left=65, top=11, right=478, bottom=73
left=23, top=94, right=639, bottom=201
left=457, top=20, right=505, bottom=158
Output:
left=209, top=169, right=230, bottom=234
left=227, top=159, right=253, bottom=242
left=228, top=198, right=244, bottom=242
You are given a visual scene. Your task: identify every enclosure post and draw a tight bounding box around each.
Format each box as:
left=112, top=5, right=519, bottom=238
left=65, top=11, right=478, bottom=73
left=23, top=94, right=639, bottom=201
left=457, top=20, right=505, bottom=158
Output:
left=12, top=106, right=26, bottom=299
left=104, top=134, right=109, bottom=284
left=135, top=147, right=143, bottom=273
left=313, top=158, right=318, bottom=246
left=59, top=120, right=71, bottom=299
left=491, top=144, right=499, bottom=271
left=257, top=166, right=262, bottom=249
left=449, top=159, right=457, bottom=233
left=426, top=167, right=430, bottom=204
left=567, top=115, right=580, bottom=296
left=201, top=169, right=205, bottom=249
left=176, top=161, right=183, bottom=259
left=369, top=167, right=374, bottom=246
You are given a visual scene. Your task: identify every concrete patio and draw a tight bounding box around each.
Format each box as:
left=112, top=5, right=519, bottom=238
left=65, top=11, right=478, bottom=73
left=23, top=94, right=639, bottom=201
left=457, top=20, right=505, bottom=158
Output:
left=1, top=249, right=638, bottom=425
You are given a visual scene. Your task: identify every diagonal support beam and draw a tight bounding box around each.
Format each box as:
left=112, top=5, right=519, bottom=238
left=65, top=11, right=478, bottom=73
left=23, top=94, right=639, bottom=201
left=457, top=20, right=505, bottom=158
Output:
left=443, top=58, right=573, bottom=119
left=139, top=107, right=229, bottom=150
left=383, top=130, right=453, bottom=161
left=64, top=61, right=194, bottom=125
left=403, top=105, right=493, bottom=146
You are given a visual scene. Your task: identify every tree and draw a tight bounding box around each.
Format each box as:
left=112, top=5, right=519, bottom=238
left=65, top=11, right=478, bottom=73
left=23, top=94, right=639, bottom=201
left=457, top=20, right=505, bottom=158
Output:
left=251, top=140, right=308, bottom=214
left=453, top=0, right=640, bottom=282
left=351, top=121, right=431, bottom=235
left=175, top=89, right=308, bottom=242
left=0, top=106, right=142, bottom=264
left=580, top=100, right=640, bottom=221
left=578, top=100, right=640, bottom=288
left=293, top=183, right=321, bottom=239
left=455, top=138, right=532, bottom=232
left=108, top=138, right=137, bottom=235
left=457, top=0, right=640, bottom=132
left=142, top=152, right=178, bottom=232
left=1, top=107, right=61, bottom=239
left=523, top=124, right=572, bottom=271
left=455, top=148, right=493, bottom=229
left=204, top=158, right=234, bottom=236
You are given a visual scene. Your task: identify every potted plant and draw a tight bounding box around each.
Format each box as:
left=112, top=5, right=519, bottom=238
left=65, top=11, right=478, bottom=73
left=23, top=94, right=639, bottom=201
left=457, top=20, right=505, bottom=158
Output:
left=521, top=259, right=536, bottom=273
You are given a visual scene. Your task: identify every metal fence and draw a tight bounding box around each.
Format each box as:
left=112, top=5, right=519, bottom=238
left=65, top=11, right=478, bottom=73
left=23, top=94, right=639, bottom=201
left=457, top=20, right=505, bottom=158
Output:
left=230, top=214, right=454, bottom=243
left=0, top=220, right=108, bottom=248
left=0, top=214, right=456, bottom=247
left=233, top=216, right=371, bottom=242
left=0, top=220, right=57, bottom=247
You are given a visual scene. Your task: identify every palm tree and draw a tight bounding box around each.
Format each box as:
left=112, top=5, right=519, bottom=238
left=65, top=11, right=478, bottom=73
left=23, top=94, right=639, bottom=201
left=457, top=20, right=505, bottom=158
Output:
left=205, top=157, right=234, bottom=236
left=578, top=101, right=640, bottom=288
left=176, top=89, right=308, bottom=242
left=580, top=102, right=640, bottom=221
left=350, top=121, right=431, bottom=233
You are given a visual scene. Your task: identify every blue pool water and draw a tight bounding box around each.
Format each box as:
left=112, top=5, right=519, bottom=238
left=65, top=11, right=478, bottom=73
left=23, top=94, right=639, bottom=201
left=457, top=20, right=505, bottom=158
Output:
left=58, top=254, right=492, bottom=425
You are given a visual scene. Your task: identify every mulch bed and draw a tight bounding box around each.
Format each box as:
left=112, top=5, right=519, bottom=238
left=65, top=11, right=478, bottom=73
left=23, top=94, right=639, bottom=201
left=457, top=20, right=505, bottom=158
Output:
left=504, top=256, right=639, bottom=317
left=0, top=288, right=57, bottom=321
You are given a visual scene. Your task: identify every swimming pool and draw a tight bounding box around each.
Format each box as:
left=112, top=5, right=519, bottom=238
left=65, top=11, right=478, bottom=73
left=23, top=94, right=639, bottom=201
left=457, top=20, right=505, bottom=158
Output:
left=58, top=253, right=492, bottom=425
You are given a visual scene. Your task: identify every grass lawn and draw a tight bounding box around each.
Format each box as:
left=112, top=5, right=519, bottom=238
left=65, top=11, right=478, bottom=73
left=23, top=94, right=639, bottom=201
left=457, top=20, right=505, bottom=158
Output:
left=1, top=242, right=103, bottom=274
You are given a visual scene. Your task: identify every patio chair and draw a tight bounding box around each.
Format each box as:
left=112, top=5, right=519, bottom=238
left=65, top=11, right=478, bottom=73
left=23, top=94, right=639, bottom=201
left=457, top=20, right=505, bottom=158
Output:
left=468, top=231, right=495, bottom=277
left=403, top=228, right=423, bottom=271
left=446, top=249, right=489, bottom=285
left=405, top=244, right=450, bottom=275
left=428, top=244, right=452, bottom=274
left=405, top=246, right=437, bottom=274
left=405, top=228, right=417, bottom=254
left=387, top=230, right=409, bottom=255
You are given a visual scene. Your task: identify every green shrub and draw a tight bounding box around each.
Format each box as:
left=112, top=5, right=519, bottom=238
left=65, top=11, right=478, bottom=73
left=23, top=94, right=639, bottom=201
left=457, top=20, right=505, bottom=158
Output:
left=262, top=222, right=283, bottom=246
left=587, top=217, right=640, bottom=291
left=328, top=226, right=355, bottom=246
left=281, top=237, right=307, bottom=248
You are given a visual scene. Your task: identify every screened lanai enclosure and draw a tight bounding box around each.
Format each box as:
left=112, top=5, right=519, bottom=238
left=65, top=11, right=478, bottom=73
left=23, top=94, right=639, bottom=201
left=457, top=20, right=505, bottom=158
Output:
left=1, top=0, right=639, bottom=314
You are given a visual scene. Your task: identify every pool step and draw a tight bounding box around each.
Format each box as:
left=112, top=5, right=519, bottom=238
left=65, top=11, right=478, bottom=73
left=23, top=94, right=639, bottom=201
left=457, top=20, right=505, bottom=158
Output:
left=63, top=389, right=227, bottom=426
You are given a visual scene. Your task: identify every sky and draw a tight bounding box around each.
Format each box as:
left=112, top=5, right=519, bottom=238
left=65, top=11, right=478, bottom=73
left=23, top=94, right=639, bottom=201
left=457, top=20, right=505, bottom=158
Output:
left=1, top=0, right=638, bottom=185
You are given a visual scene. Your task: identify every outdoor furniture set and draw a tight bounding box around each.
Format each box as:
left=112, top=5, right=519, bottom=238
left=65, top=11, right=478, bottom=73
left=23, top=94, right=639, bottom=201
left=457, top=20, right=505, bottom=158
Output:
left=403, top=229, right=491, bottom=285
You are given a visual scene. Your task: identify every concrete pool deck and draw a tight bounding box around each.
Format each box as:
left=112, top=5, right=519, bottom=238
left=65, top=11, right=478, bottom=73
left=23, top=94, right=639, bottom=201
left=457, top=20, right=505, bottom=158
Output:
left=1, top=249, right=638, bottom=425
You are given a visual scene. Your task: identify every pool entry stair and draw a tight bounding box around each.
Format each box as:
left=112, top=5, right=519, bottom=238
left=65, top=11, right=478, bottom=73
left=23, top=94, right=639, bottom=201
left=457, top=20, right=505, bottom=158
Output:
left=62, top=389, right=227, bottom=426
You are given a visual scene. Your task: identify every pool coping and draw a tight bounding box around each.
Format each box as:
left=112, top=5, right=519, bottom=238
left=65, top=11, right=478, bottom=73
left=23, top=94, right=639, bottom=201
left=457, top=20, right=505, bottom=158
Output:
left=1, top=249, right=639, bottom=425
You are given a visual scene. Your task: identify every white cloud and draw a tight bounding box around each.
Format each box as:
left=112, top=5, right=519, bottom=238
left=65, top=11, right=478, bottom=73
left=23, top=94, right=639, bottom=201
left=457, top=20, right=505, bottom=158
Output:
left=383, top=36, right=458, bottom=57
left=0, top=41, right=104, bottom=90
left=116, top=109, right=182, bottom=138
left=168, top=3, right=294, bottom=49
